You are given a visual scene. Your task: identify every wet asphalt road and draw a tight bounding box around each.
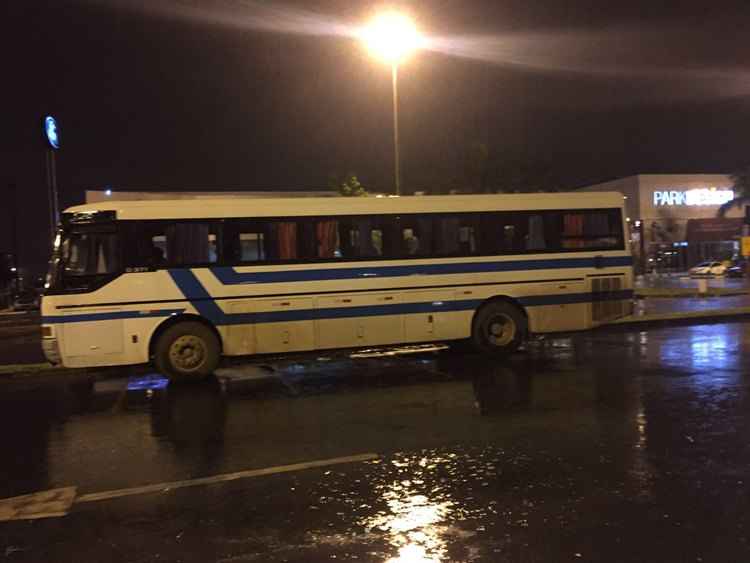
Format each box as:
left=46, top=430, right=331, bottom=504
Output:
left=1, top=323, right=750, bottom=561
left=0, top=313, right=45, bottom=365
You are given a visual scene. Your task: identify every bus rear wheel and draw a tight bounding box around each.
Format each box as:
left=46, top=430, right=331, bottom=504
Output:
left=471, top=301, right=526, bottom=356
left=154, top=321, right=220, bottom=381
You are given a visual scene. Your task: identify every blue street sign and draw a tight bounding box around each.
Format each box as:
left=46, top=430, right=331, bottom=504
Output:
left=44, top=116, right=60, bottom=150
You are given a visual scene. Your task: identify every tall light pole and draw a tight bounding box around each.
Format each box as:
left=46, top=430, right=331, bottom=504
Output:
left=360, top=12, right=423, bottom=196
left=43, top=115, right=61, bottom=241
left=391, top=63, right=400, bottom=197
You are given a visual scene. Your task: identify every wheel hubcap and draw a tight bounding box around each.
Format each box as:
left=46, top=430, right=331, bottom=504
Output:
left=486, top=314, right=516, bottom=347
left=169, top=335, right=207, bottom=371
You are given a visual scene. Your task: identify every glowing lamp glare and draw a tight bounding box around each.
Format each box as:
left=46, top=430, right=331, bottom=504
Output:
left=360, top=12, right=423, bottom=64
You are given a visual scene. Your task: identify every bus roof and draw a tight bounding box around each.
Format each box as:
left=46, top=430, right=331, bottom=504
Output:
left=63, top=192, right=626, bottom=220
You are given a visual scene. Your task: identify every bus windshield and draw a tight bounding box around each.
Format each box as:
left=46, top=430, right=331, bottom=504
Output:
left=46, top=226, right=120, bottom=292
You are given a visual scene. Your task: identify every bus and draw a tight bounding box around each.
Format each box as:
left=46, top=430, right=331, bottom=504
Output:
left=41, top=193, right=633, bottom=380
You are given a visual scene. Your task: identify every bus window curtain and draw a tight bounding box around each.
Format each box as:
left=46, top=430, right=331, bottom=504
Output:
left=585, top=213, right=610, bottom=236
left=564, top=214, right=584, bottom=236
left=277, top=222, right=298, bottom=259
left=526, top=215, right=546, bottom=250
left=316, top=220, right=338, bottom=258
left=358, top=219, right=378, bottom=257
left=167, top=223, right=209, bottom=264
left=563, top=214, right=585, bottom=249
left=437, top=217, right=460, bottom=255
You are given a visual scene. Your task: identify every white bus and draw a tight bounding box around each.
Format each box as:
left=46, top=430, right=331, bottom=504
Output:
left=41, top=193, right=633, bottom=380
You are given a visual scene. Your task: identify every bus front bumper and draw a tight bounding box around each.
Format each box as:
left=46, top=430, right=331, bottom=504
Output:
left=41, top=328, right=61, bottom=365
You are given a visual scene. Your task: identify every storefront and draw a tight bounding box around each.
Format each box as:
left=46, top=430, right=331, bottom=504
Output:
left=578, top=174, right=745, bottom=273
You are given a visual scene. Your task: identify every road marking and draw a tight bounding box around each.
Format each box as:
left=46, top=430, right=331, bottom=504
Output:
left=75, top=453, right=378, bottom=504
left=0, top=487, right=77, bottom=521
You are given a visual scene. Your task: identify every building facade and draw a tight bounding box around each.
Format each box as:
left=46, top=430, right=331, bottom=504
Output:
left=579, top=174, right=744, bottom=272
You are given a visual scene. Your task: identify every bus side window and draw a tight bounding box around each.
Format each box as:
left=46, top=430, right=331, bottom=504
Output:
left=562, top=213, right=586, bottom=249
left=338, top=217, right=384, bottom=259
left=398, top=215, right=432, bottom=257
left=474, top=212, right=529, bottom=255
left=122, top=221, right=168, bottom=269
left=478, top=213, right=501, bottom=255
left=315, top=219, right=339, bottom=259
left=561, top=209, right=623, bottom=250
left=164, top=222, right=219, bottom=265
left=526, top=214, right=546, bottom=250
left=434, top=215, right=478, bottom=256
left=585, top=209, right=623, bottom=249
left=224, top=220, right=267, bottom=264
left=378, top=216, right=401, bottom=258
left=152, top=235, right=168, bottom=264
left=542, top=211, right=563, bottom=252
left=266, top=221, right=299, bottom=261
left=337, top=219, right=359, bottom=258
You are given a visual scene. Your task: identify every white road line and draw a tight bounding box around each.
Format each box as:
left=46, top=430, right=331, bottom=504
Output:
left=0, top=487, right=77, bottom=522
left=75, top=453, right=378, bottom=504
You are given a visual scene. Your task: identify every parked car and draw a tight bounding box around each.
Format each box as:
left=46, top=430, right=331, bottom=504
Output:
left=688, top=261, right=727, bottom=277
left=727, top=262, right=747, bottom=278
left=12, top=290, right=40, bottom=311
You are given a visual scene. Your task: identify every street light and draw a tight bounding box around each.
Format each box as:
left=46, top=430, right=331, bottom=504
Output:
left=360, top=11, right=423, bottom=196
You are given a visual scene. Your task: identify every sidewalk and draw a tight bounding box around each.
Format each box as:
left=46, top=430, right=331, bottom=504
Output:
left=611, top=292, right=750, bottom=327
left=635, top=273, right=750, bottom=298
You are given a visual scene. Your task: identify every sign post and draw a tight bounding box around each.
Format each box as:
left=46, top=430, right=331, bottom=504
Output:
left=43, top=116, right=60, bottom=241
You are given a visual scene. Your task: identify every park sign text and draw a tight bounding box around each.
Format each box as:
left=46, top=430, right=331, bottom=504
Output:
left=653, top=188, right=734, bottom=207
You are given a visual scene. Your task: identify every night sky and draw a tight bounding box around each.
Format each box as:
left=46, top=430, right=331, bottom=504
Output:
left=5, top=0, right=750, bottom=273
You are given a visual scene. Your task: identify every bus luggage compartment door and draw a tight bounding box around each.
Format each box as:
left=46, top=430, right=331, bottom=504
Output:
left=225, top=301, right=256, bottom=356
left=254, top=298, right=314, bottom=354
left=62, top=308, right=124, bottom=365
left=404, top=290, right=456, bottom=343
left=315, top=293, right=403, bottom=349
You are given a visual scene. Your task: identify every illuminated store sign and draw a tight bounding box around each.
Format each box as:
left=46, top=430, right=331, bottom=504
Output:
left=653, top=188, right=734, bottom=207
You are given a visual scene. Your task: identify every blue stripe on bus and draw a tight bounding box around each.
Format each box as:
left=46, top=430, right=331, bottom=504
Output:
left=219, top=298, right=487, bottom=326
left=210, top=255, right=633, bottom=285
left=167, top=269, right=226, bottom=325
left=41, top=308, right=185, bottom=324
left=41, top=290, right=634, bottom=326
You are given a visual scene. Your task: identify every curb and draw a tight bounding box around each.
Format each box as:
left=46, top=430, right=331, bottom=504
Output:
left=606, top=306, right=750, bottom=327
left=0, top=362, right=57, bottom=375
left=0, top=363, right=150, bottom=383
left=635, top=289, right=750, bottom=299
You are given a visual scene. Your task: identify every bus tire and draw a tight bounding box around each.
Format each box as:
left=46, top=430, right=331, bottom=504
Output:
left=471, top=301, right=526, bottom=356
left=154, top=321, right=220, bottom=381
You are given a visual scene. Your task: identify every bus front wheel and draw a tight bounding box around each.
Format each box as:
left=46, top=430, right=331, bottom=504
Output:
left=154, top=321, right=220, bottom=381
left=471, top=301, right=526, bottom=356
